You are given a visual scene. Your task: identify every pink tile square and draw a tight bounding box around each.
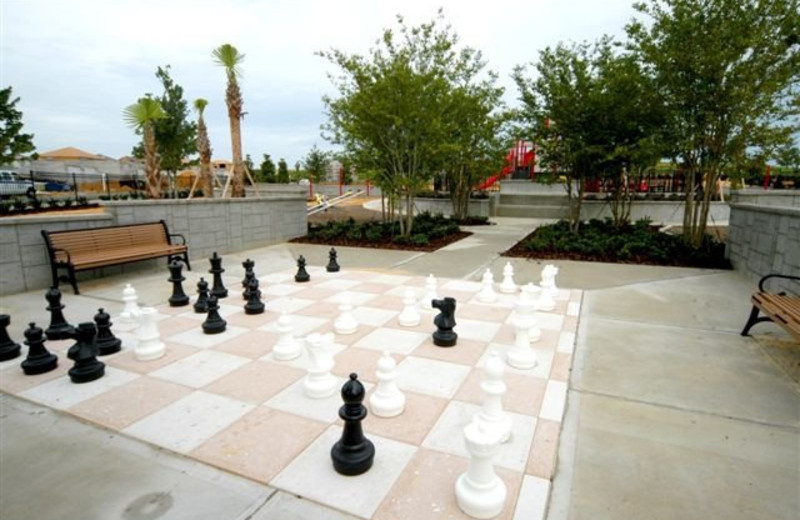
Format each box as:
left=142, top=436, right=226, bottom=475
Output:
left=453, top=368, right=547, bottom=417
left=0, top=358, right=70, bottom=394
left=526, top=418, right=561, bottom=479
left=213, top=329, right=280, bottom=359
left=224, top=308, right=279, bottom=328
left=104, top=343, right=198, bottom=375
left=331, top=347, right=387, bottom=383
left=410, top=337, right=488, bottom=367
left=363, top=391, right=448, bottom=445
left=204, top=361, right=304, bottom=404
left=550, top=352, right=572, bottom=382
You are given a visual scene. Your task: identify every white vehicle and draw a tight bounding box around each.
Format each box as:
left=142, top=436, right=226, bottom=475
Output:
left=0, top=170, right=37, bottom=198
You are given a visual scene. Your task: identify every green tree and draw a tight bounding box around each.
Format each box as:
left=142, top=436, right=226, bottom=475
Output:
left=132, top=66, right=197, bottom=196
left=193, top=98, right=214, bottom=198
left=212, top=43, right=247, bottom=197
left=0, top=86, right=36, bottom=165
left=244, top=153, right=254, bottom=184
left=124, top=96, right=166, bottom=198
left=259, top=154, right=276, bottom=183
left=303, top=144, right=330, bottom=183
left=320, top=13, right=459, bottom=236
left=627, top=0, right=800, bottom=247
left=277, top=158, right=289, bottom=183
left=775, top=142, right=800, bottom=174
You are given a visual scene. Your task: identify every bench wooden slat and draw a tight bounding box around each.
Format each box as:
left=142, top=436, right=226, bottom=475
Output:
left=749, top=291, right=800, bottom=340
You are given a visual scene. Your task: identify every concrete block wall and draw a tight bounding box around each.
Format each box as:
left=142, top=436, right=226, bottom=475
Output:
left=413, top=197, right=491, bottom=218
left=726, top=203, right=800, bottom=295
left=0, top=193, right=306, bottom=295
left=580, top=200, right=730, bottom=225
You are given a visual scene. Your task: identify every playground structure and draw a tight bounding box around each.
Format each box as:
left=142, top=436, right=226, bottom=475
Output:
left=307, top=189, right=365, bottom=216
left=477, top=140, right=536, bottom=191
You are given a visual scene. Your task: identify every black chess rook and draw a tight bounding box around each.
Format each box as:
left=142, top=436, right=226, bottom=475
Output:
left=67, top=322, right=105, bottom=383
left=93, top=308, right=122, bottom=356
left=432, top=297, right=458, bottom=347
left=21, top=322, right=58, bottom=375
left=331, top=373, right=375, bottom=476
left=168, top=259, right=190, bottom=307
left=0, top=314, right=22, bottom=361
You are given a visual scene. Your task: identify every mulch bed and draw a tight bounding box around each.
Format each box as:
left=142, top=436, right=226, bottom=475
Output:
left=290, top=230, right=473, bottom=253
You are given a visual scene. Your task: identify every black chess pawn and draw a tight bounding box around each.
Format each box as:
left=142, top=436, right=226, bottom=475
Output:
left=209, top=252, right=228, bottom=298
left=241, top=258, right=255, bottom=288
left=45, top=286, right=75, bottom=341
left=21, top=322, right=58, bottom=375
left=295, top=255, right=310, bottom=283
left=331, top=373, right=375, bottom=476
left=242, top=270, right=256, bottom=300
left=244, top=277, right=265, bottom=315
left=432, top=297, right=458, bottom=347
left=0, top=314, right=22, bottom=361
left=93, top=308, right=122, bottom=356
left=67, top=322, right=105, bottom=383
left=168, top=260, right=190, bottom=307
left=202, top=295, right=227, bottom=334
left=326, top=248, right=340, bottom=273
left=194, top=277, right=211, bottom=313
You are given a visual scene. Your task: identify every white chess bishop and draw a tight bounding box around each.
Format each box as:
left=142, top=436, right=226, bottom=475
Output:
left=272, top=313, right=302, bottom=361
left=498, top=262, right=517, bottom=294
left=334, top=293, right=358, bottom=335
left=134, top=307, right=165, bottom=361
left=369, top=351, right=406, bottom=417
left=303, top=333, right=338, bottom=399
left=477, top=268, right=498, bottom=303
left=421, top=274, right=439, bottom=310
left=397, top=289, right=421, bottom=327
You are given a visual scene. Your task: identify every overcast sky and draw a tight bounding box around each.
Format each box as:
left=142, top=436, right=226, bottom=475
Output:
left=1, top=0, right=637, bottom=166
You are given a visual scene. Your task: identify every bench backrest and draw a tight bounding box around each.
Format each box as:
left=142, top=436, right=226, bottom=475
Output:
left=43, top=221, right=171, bottom=257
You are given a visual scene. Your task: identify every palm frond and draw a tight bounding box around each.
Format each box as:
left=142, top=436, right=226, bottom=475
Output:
left=212, top=44, right=245, bottom=76
left=123, top=97, right=166, bottom=129
left=194, top=98, right=209, bottom=114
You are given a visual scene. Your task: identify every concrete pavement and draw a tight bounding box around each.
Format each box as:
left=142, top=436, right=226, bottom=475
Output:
left=1, top=216, right=798, bottom=519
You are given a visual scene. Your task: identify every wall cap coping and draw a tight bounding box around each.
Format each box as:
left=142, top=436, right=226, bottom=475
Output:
left=730, top=203, right=800, bottom=217
left=0, top=212, right=114, bottom=226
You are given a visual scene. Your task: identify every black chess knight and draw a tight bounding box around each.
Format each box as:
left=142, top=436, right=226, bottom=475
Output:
left=432, top=297, right=458, bottom=347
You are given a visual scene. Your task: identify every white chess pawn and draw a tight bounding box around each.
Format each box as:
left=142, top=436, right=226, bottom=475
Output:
left=498, top=262, right=517, bottom=294
left=333, top=293, right=358, bottom=335
left=477, top=268, right=498, bottom=303
left=397, top=289, right=421, bottom=327
left=455, top=421, right=507, bottom=519
left=369, top=351, right=406, bottom=417
left=536, top=281, right=556, bottom=311
left=134, top=307, right=165, bottom=361
left=273, top=313, right=301, bottom=361
left=421, top=274, right=439, bottom=310
left=303, top=333, right=338, bottom=399
left=120, top=283, right=142, bottom=324
left=473, top=351, right=512, bottom=444
left=507, top=296, right=539, bottom=370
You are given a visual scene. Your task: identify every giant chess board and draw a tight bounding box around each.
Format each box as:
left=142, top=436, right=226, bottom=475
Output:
left=0, top=266, right=581, bottom=520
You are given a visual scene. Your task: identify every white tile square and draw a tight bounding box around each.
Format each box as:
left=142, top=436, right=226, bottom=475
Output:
left=513, top=475, right=551, bottom=520
left=385, top=285, right=419, bottom=298
left=314, top=279, right=363, bottom=291
left=478, top=344, right=554, bottom=380
left=455, top=318, right=502, bottom=343
left=123, top=390, right=254, bottom=453
left=422, top=400, right=537, bottom=472
left=351, top=307, right=398, bottom=328
left=260, top=339, right=347, bottom=369
left=355, top=328, right=429, bottom=355
left=259, top=315, right=328, bottom=337
left=260, top=272, right=295, bottom=284
left=567, top=301, right=581, bottom=317
left=557, top=332, right=576, bottom=353
left=395, top=356, right=471, bottom=398
left=150, top=350, right=250, bottom=388
left=323, top=291, right=376, bottom=306
left=179, top=303, right=245, bottom=321
left=262, top=283, right=305, bottom=297
left=442, top=279, right=482, bottom=292
left=272, top=425, right=417, bottom=519
left=371, top=274, right=412, bottom=285
left=264, top=377, right=369, bottom=423
left=264, top=297, right=315, bottom=314
left=536, top=312, right=564, bottom=331
left=165, top=325, right=249, bottom=349
left=540, top=380, right=568, bottom=422
left=19, top=367, right=139, bottom=410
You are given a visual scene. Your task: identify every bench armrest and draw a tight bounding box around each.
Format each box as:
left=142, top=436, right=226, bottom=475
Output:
left=169, top=233, right=187, bottom=246
left=758, top=274, right=800, bottom=294
left=52, top=246, right=72, bottom=264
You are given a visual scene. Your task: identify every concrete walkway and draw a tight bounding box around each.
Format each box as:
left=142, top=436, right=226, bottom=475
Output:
left=1, top=217, right=798, bottom=520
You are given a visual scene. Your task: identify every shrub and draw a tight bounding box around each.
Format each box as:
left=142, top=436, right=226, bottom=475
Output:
left=410, top=234, right=429, bottom=246
left=364, top=225, right=384, bottom=242
left=77, top=197, right=89, bottom=206
left=62, top=198, right=74, bottom=208
left=11, top=199, right=27, bottom=212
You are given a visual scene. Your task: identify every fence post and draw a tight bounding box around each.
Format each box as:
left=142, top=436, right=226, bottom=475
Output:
left=72, top=173, right=79, bottom=201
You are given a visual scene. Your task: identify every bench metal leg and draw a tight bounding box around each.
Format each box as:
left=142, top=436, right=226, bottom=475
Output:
left=67, top=266, right=80, bottom=295
left=741, top=305, right=771, bottom=336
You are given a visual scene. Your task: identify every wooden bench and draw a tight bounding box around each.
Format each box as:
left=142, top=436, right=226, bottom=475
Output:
left=42, top=220, right=190, bottom=294
left=741, top=274, right=800, bottom=341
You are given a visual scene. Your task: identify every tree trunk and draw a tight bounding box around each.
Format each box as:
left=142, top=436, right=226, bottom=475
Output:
left=230, top=116, right=245, bottom=197
left=144, top=124, right=161, bottom=199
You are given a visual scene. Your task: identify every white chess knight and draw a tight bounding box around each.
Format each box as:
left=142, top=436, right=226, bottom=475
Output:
left=535, top=275, right=556, bottom=311
left=134, top=307, right=165, bottom=361
left=369, top=351, right=406, bottom=417
left=455, top=420, right=507, bottom=519
left=498, top=262, right=517, bottom=294
left=421, top=274, right=439, bottom=310
left=272, top=313, right=302, bottom=361
left=119, top=283, right=142, bottom=324
left=303, top=333, right=338, bottom=399
left=473, top=351, right=512, bottom=444
left=477, top=268, right=498, bottom=303
left=540, top=264, right=560, bottom=300
left=507, top=292, right=539, bottom=370
left=333, top=293, right=358, bottom=335
left=398, top=289, right=421, bottom=327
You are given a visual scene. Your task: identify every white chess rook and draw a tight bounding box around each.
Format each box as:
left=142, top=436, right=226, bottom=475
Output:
left=398, top=289, right=421, bottom=327
left=334, top=293, right=358, bottom=335
left=303, top=333, right=338, bottom=399
left=134, top=307, right=165, bottom=361
left=120, top=283, right=142, bottom=324
left=455, top=421, right=507, bottom=519
left=499, top=261, right=517, bottom=294
left=369, top=351, right=406, bottom=417
left=273, top=313, right=302, bottom=361
left=477, top=268, right=498, bottom=303
left=421, top=274, right=439, bottom=310
left=473, top=351, right=512, bottom=443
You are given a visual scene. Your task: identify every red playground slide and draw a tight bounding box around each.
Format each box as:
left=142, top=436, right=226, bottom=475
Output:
left=476, top=145, right=536, bottom=191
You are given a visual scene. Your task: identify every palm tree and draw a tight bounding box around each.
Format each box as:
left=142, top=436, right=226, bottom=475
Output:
left=193, top=98, right=214, bottom=198
left=212, top=43, right=246, bottom=197
left=123, top=97, right=166, bottom=198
